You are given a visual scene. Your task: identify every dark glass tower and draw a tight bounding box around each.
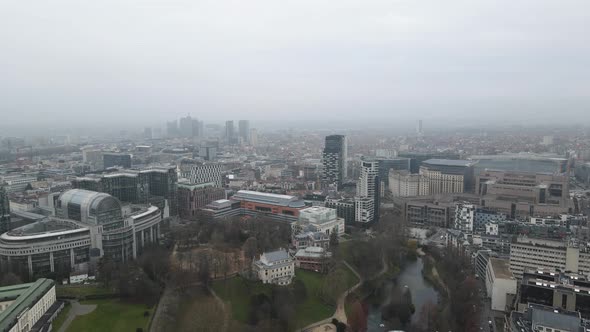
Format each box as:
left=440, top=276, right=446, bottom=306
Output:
left=321, top=135, right=347, bottom=189
left=0, top=184, right=11, bottom=233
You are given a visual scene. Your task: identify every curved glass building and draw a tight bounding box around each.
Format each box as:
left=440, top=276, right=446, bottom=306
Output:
left=0, top=189, right=161, bottom=280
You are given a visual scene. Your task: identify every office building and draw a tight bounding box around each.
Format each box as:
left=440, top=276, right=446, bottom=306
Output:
left=474, top=249, right=493, bottom=280
left=252, top=249, right=294, bottom=286
left=389, top=170, right=421, bottom=197
left=398, top=152, right=461, bottom=174
left=508, top=304, right=584, bottom=332
left=321, top=135, right=347, bottom=189
left=454, top=202, right=475, bottom=232
left=82, top=148, right=104, bottom=170
left=250, top=128, right=258, bottom=147
left=574, top=162, right=590, bottom=187
left=143, top=127, right=152, bottom=140
left=293, top=207, right=345, bottom=238
left=225, top=121, right=235, bottom=144
left=166, top=120, right=178, bottom=137
left=355, top=160, right=379, bottom=223
left=0, top=185, right=9, bottom=234
left=0, top=190, right=162, bottom=278
left=517, top=269, right=590, bottom=319
left=238, top=120, right=250, bottom=144
left=417, top=119, right=423, bottom=136
left=177, top=182, right=225, bottom=219
left=405, top=200, right=451, bottom=227
left=470, top=153, right=568, bottom=176
left=179, top=115, right=193, bottom=138
left=354, top=197, right=375, bottom=224
left=370, top=157, right=410, bottom=192
left=509, top=237, right=590, bottom=279
left=199, top=146, right=218, bottom=162
left=72, top=166, right=178, bottom=216
left=485, top=258, right=517, bottom=312
left=0, top=279, right=57, bottom=332
left=0, top=174, right=38, bottom=193
left=178, top=160, right=223, bottom=187
left=477, top=170, right=570, bottom=219
left=102, top=153, right=132, bottom=169
left=474, top=208, right=507, bottom=232
left=231, top=190, right=305, bottom=220
left=325, top=198, right=355, bottom=224
left=419, top=159, right=474, bottom=195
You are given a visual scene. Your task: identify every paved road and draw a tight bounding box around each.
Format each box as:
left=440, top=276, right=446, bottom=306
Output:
left=57, top=300, right=97, bottom=332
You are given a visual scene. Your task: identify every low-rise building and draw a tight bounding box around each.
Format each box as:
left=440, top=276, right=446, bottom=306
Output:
left=252, top=249, right=295, bottom=286
left=486, top=258, right=517, bottom=312
left=0, top=278, right=59, bottom=332
left=294, top=206, right=345, bottom=237
left=508, top=304, right=584, bottom=332
left=294, top=246, right=331, bottom=272
left=292, top=232, right=330, bottom=250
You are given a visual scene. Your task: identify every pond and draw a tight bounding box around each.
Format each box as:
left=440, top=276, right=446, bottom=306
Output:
left=366, top=257, right=439, bottom=331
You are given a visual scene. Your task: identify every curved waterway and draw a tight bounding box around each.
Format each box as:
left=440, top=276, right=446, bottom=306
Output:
left=366, top=257, right=439, bottom=331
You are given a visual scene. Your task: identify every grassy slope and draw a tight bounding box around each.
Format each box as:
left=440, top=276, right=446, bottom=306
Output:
left=66, top=299, right=151, bottom=332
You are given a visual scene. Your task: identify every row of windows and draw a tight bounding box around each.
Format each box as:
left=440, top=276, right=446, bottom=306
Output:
left=0, top=239, right=91, bottom=256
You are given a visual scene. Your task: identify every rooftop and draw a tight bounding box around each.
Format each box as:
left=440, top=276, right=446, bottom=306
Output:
left=422, top=159, right=473, bottom=167
left=0, top=279, right=55, bottom=332
left=233, top=190, right=305, bottom=208
left=531, top=305, right=583, bottom=331
left=489, top=258, right=514, bottom=279
left=261, top=249, right=291, bottom=263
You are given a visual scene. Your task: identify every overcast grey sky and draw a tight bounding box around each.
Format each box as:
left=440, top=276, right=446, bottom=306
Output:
left=1, top=0, right=589, bottom=128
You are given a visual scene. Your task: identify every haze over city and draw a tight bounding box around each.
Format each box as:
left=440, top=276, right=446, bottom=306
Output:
left=1, top=0, right=589, bottom=130
left=2, top=1, right=590, bottom=332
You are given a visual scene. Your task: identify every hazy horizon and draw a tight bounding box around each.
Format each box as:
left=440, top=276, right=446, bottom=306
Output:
left=1, top=0, right=589, bottom=128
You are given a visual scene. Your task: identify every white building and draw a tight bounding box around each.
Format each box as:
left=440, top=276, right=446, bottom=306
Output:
left=485, top=258, right=517, bottom=312
left=355, top=197, right=375, bottom=223
left=0, top=174, right=38, bottom=193
left=178, top=162, right=223, bottom=187
left=252, top=249, right=295, bottom=286
left=0, top=279, right=57, bottom=332
left=355, top=160, right=379, bottom=223
left=296, top=206, right=345, bottom=237
left=454, top=203, right=475, bottom=233
left=509, top=237, right=590, bottom=279
left=485, top=222, right=499, bottom=236
left=389, top=170, right=422, bottom=197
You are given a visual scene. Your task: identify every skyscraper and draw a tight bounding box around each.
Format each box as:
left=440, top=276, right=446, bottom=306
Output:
left=321, top=135, right=347, bottom=189
left=225, top=121, right=235, bottom=144
left=179, top=115, right=193, bottom=137
left=355, top=160, right=379, bottom=223
left=238, top=120, right=250, bottom=144
left=192, top=119, right=204, bottom=138
left=250, top=128, right=258, bottom=147
left=417, top=119, right=423, bottom=136
left=0, top=184, right=11, bottom=233
left=144, top=127, right=152, bottom=140
left=166, top=120, right=178, bottom=137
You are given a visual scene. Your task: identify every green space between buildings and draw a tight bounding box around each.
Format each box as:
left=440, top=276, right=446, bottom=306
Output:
left=65, top=299, right=152, bottom=332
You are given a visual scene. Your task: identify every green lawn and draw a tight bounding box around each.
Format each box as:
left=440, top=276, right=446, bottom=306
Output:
left=212, top=276, right=272, bottom=322
left=213, top=265, right=359, bottom=329
left=51, top=303, right=71, bottom=331
left=66, top=299, right=152, bottom=332
left=56, top=285, right=114, bottom=299
left=293, top=269, right=334, bottom=327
